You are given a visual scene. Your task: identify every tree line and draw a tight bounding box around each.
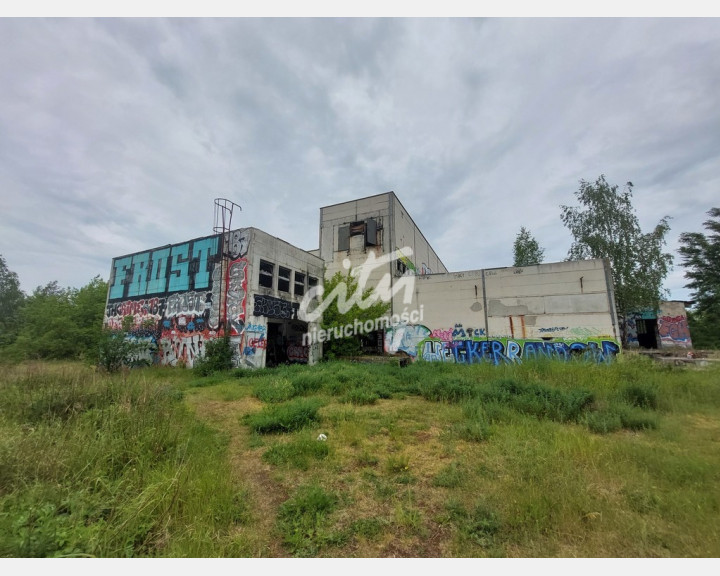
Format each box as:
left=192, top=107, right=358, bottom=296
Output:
left=1, top=175, right=718, bottom=363
left=512, top=176, right=718, bottom=348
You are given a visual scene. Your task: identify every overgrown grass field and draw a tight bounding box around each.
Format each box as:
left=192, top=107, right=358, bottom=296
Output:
left=1, top=355, right=719, bottom=557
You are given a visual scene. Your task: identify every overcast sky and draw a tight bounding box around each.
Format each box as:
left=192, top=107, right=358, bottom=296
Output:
left=1, top=17, right=718, bottom=301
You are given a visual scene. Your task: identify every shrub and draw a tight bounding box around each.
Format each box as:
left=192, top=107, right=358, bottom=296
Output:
left=480, top=378, right=594, bottom=423
left=194, top=335, right=233, bottom=376
left=96, top=330, right=153, bottom=373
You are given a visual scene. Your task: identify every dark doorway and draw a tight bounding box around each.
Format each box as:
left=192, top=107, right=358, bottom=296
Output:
left=637, top=318, right=659, bottom=349
left=266, top=322, right=286, bottom=367
left=266, top=320, right=310, bottom=366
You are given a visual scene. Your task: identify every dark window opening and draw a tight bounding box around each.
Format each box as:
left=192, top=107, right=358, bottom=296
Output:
left=308, top=276, right=318, bottom=288
left=350, top=221, right=366, bottom=236
left=278, top=266, right=291, bottom=293
left=294, top=272, right=305, bottom=296
left=636, top=318, right=659, bottom=349
left=259, top=260, right=274, bottom=289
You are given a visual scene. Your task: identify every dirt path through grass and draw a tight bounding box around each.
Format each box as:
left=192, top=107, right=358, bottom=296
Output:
left=186, top=393, right=290, bottom=557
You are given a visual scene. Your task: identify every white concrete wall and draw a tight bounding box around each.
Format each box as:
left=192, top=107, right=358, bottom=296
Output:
left=230, top=227, right=324, bottom=368
left=319, top=192, right=392, bottom=283
left=390, top=194, right=448, bottom=276
left=385, top=258, right=621, bottom=364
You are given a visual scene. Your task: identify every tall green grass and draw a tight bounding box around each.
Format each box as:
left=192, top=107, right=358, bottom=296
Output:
left=0, top=364, right=246, bottom=557
left=3, top=356, right=720, bottom=557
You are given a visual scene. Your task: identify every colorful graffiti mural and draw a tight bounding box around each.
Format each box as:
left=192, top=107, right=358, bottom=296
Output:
left=658, top=315, right=692, bottom=348
left=108, top=236, right=220, bottom=300
left=105, top=231, right=257, bottom=368
left=227, top=257, right=248, bottom=335
left=386, top=323, right=620, bottom=365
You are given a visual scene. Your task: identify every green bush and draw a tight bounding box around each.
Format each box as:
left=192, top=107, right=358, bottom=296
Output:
left=585, top=404, right=658, bottom=434
left=193, top=335, right=234, bottom=376
left=97, top=330, right=154, bottom=373
left=245, top=398, right=323, bottom=434
left=618, top=406, right=658, bottom=430
left=480, top=378, right=594, bottom=423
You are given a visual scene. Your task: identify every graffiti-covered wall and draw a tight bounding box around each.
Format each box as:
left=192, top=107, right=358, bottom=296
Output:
left=386, top=324, right=619, bottom=365
left=624, top=301, right=693, bottom=350
left=104, top=227, right=324, bottom=368
left=105, top=232, right=227, bottom=367
left=384, top=259, right=622, bottom=364
left=658, top=301, right=693, bottom=349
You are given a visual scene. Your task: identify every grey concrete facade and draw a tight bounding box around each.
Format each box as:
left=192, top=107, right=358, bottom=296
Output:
left=106, top=191, right=625, bottom=368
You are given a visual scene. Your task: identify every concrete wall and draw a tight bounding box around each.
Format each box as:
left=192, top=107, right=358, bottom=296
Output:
left=104, top=227, right=323, bottom=368
left=658, top=301, right=692, bottom=349
left=390, top=193, right=447, bottom=277
left=385, top=259, right=621, bottom=365
left=238, top=228, right=324, bottom=368
left=624, top=301, right=692, bottom=350
left=318, top=192, right=447, bottom=286
left=319, top=193, right=394, bottom=298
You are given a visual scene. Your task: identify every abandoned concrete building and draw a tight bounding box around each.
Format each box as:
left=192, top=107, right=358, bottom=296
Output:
left=104, top=191, right=687, bottom=368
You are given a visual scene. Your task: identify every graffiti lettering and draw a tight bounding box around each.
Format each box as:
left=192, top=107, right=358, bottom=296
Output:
left=385, top=323, right=620, bottom=365
left=658, top=315, right=691, bottom=348
left=287, top=345, right=309, bottom=363
left=108, top=236, right=221, bottom=301
left=106, top=297, right=165, bottom=319
left=227, top=258, right=248, bottom=334
left=165, top=291, right=210, bottom=318
left=158, top=332, right=210, bottom=367
left=416, top=337, right=620, bottom=365
left=254, top=294, right=298, bottom=320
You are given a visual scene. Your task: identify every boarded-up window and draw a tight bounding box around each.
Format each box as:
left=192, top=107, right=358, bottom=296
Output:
left=278, top=266, right=291, bottom=292
left=366, top=218, right=378, bottom=246
left=294, top=271, right=305, bottom=296
left=259, top=260, right=274, bottom=288
left=350, top=221, right=366, bottom=236
left=338, top=225, right=350, bottom=251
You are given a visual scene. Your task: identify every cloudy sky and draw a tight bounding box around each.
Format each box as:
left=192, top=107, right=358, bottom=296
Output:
left=1, top=17, right=718, bottom=301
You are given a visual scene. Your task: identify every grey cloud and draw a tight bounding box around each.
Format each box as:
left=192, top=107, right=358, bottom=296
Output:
left=1, top=18, right=717, bottom=302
